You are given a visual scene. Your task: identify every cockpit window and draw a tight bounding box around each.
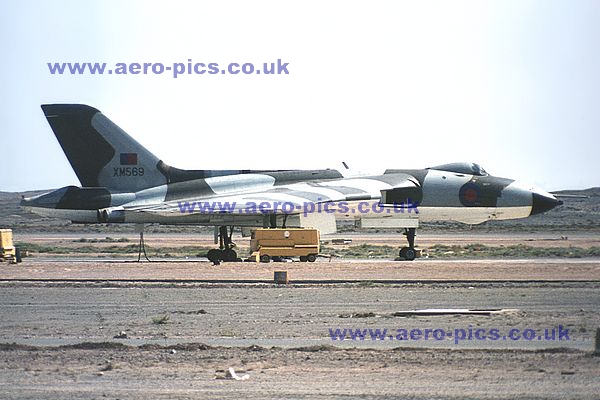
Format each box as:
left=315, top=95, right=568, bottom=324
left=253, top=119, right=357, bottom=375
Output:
left=428, top=162, right=489, bottom=176
left=472, top=163, right=487, bottom=176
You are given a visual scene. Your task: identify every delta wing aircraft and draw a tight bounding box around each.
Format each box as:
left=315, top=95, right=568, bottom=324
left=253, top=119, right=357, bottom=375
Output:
left=21, top=104, right=563, bottom=261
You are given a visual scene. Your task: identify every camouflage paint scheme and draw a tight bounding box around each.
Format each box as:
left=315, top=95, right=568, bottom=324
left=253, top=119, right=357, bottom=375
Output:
left=22, top=105, right=562, bottom=231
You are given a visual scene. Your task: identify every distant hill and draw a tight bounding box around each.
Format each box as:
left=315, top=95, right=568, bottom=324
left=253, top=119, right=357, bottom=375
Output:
left=554, top=187, right=600, bottom=197
left=1, top=188, right=599, bottom=233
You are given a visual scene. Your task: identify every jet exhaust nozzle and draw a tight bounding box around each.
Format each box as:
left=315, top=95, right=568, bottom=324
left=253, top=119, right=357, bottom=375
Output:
left=97, top=207, right=125, bottom=223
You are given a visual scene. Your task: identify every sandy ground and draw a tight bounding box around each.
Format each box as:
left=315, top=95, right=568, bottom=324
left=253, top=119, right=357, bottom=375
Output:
left=1, top=345, right=598, bottom=399
left=14, top=231, right=600, bottom=249
left=1, top=232, right=599, bottom=399
left=0, top=280, right=599, bottom=398
left=2, top=257, right=599, bottom=281
left=7, top=231, right=600, bottom=282
left=0, top=282, right=598, bottom=349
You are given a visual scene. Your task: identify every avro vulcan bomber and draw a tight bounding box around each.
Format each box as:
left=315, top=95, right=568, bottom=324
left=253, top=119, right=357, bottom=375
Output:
left=22, top=104, right=563, bottom=261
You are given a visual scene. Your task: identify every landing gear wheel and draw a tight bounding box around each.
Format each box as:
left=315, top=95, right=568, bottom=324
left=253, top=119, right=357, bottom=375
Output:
left=307, top=254, right=317, bottom=263
left=399, top=247, right=407, bottom=259
left=299, top=256, right=308, bottom=262
left=399, top=247, right=416, bottom=261
left=207, top=249, right=222, bottom=263
left=398, top=228, right=417, bottom=261
left=222, top=248, right=237, bottom=262
left=260, top=254, right=270, bottom=263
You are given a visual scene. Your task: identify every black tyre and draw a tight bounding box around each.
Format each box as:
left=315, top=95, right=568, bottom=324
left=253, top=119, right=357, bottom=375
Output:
left=260, top=254, right=270, bottom=263
left=222, top=248, right=237, bottom=262
left=307, top=254, right=317, bottom=263
left=15, top=247, right=22, bottom=263
left=207, top=249, right=222, bottom=263
left=299, top=256, right=308, bottom=262
left=399, top=247, right=408, bottom=259
left=399, top=247, right=416, bottom=260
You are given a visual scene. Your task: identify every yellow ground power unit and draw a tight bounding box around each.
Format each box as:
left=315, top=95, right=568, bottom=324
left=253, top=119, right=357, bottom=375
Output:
left=250, top=228, right=320, bottom=263
left=0, top=229, right=21, bottom=264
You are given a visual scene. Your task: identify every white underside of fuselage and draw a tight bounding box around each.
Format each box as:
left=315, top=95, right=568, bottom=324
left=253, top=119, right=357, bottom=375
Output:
left=21, top=207, right=98, bottom=223
left=23, top=205, right=533, bottom=226
left=416, top=206, right=532, bottom=224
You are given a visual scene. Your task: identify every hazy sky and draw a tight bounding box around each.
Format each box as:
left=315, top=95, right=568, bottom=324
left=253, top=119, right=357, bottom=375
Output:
left=1, top=0, right=599, bottom=192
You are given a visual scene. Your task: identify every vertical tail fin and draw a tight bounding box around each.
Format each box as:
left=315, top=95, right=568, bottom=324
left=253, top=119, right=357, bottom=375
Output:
left=41, top=104, right=168, bottom=192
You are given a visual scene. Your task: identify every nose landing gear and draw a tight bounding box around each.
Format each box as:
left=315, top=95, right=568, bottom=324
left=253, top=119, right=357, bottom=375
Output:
left=398, top=227, right=417, bottom=261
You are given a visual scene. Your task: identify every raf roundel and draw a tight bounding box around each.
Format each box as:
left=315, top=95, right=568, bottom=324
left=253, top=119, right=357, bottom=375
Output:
left=459, top=182, right=481, bottom=206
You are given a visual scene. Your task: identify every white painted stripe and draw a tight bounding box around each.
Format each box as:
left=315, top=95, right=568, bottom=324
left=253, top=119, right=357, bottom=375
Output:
left=238, top=192, right=310, bottom=206
left=283, top=183, right=349, bottom=201
left=205, top=174, right=276, bottom=195
left=308, top=178, right=393, bottom=198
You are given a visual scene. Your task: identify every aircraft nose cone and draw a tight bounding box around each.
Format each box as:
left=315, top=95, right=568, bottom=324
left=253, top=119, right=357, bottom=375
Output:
left=531, top=192, right=563, bottom=215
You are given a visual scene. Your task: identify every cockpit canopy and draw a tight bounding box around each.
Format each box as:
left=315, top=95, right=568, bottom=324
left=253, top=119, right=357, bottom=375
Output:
left=428, top=162, right=488, bottom=176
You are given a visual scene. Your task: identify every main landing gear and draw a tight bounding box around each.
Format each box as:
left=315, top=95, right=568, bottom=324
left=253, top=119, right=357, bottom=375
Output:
left=398, top=227, right=417, bottom=261
left=206, top=226, right=239, bottom=264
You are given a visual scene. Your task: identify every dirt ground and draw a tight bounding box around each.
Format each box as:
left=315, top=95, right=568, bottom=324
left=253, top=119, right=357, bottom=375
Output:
left=14, top=231, right=600, bottom=249
left=1, top=232, right=599, bottom=399
left=4, top=230, right=600, bottom=282
left=2, top=257, right=599, bottom=282
left=1, top=344, right=598, bottom=399
left=0, top=280, right=599, bottom=399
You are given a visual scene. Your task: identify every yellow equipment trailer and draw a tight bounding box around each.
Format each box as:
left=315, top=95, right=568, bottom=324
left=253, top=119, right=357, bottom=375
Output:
left=0, top=229, right=19, bottom=264
left=250, top=228, right=320, bottom=263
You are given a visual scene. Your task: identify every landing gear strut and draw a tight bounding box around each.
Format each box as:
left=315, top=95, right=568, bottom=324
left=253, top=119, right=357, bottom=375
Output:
left=398, top=227, right=416, bottom=261
left=207, top=226, right=238, bottom=264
